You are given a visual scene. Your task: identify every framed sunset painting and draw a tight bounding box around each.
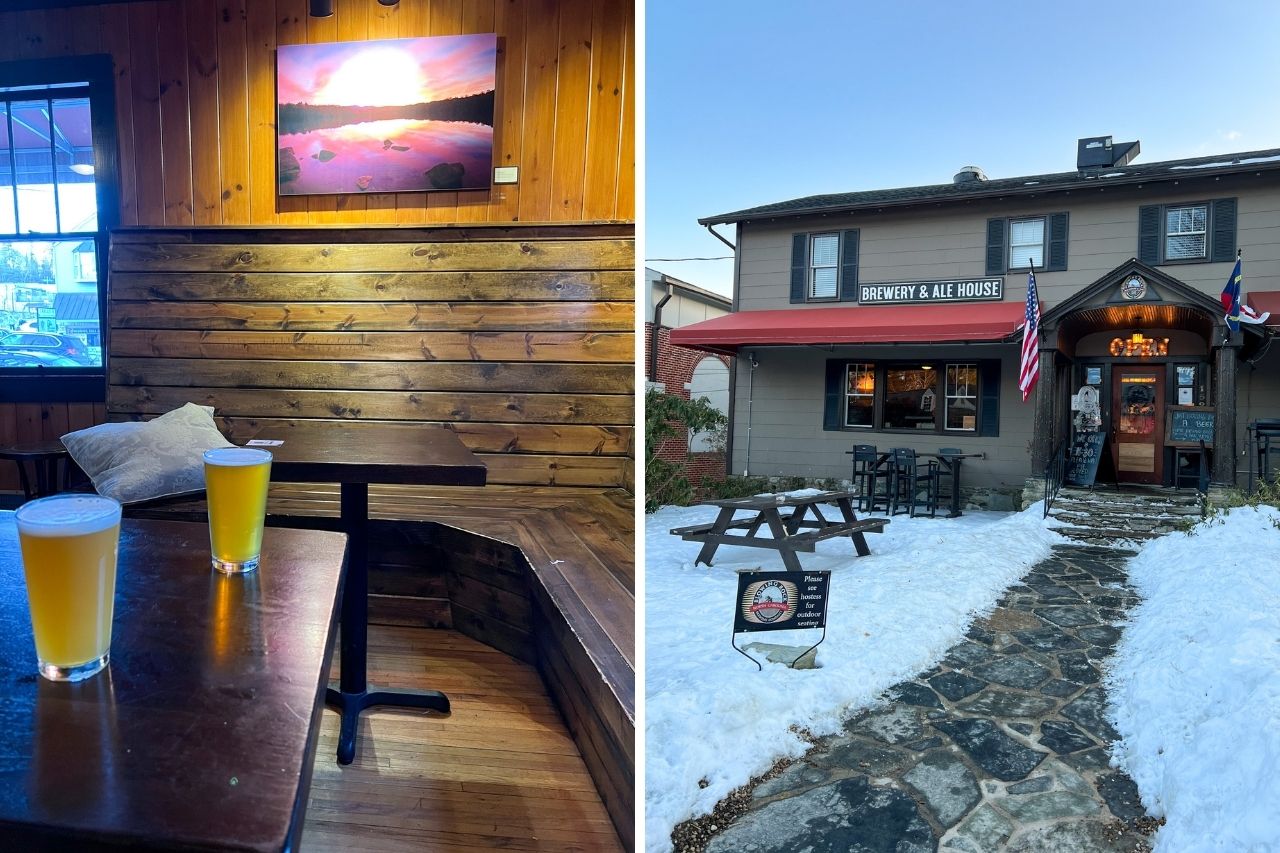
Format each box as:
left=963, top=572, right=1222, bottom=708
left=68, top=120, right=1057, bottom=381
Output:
left=276, top=34, right=497, bottom=196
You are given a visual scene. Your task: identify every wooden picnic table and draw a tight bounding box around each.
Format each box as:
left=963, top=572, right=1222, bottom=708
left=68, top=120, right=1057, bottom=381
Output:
left=670, top=490, right=888, bottom=572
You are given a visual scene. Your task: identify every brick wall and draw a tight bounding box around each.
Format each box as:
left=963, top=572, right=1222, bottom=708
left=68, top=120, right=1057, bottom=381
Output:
left=645, top=322, right=732, bottom=485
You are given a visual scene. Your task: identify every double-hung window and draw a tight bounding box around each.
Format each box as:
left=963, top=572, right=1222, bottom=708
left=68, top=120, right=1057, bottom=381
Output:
left=790, top=229, right=859, bottom=303
left=1164, top=205, right=1208, bottom=260
left=808, top=234, right=839, bottom=300
left=0, top=56, right=116, bottom=402
left=1138, top=198, right=1236, bottom=266
left=844, top=363, right=874, bottom=427
left=1008, top=218, right=1045, bottom=270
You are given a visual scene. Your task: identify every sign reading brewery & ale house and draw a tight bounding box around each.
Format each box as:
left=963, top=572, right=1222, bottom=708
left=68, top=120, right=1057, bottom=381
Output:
left=858, top=278, right=1004, bottom=305
left=731, top=570, right=831, bottom=669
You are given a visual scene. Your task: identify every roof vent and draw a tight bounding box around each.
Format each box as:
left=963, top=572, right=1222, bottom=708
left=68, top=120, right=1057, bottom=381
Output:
left=1077, top=136, right=1141, bottom=170
left=953, top=165, right=988, bottom=184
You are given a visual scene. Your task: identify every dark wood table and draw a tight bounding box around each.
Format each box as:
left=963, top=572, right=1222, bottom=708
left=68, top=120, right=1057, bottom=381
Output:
left=246, top=421, right=486, bottom=765
left=0, top=440, right=71, bottom=501
left=918, top=452, right=985, bottom=518
left=670, top=490, right=888, bottom=572
left=0, top=514, right=347, bottom=852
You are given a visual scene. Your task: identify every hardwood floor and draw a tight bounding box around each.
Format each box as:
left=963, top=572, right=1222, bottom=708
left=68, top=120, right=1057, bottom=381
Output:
left=302, top=626, right=624, bottom=853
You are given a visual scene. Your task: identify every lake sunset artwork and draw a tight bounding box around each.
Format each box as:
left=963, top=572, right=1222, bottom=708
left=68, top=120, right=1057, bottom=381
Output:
left=276, top=34, right=497, bottom=196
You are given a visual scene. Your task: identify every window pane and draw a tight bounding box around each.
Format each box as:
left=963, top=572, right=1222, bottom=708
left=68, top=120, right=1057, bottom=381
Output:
left=811, top=266, right=837, bottom=298
left=53, top=98, right=96, bottom=233
left=1009, top=218, right=1044, bottom=268
left=0, top=104, right=14, bottom=234
left=11, top=100, right=58, bottom=234
left=1166, top=234, right=1206, bottom=259
left=945, top=364, right=978, bottom=431
left=810, top=234, right=838, bottom=267
left=0, top=239, right=101, bottom=368
left=845, top=363, right=874, bottom=427
left=882, top=367, right=938, bottom=430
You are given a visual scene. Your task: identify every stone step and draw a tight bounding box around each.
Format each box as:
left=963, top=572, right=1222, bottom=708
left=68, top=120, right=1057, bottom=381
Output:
left=1049, top=507, right=1199, bottom=527
left=1053, top=524, right=1162, bottom=544
left=1050, top=500, right=1203, bottom=518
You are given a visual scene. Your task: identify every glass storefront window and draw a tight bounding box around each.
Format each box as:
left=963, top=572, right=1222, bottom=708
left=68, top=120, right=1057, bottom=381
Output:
left=883, top=366, right=938, bottom=430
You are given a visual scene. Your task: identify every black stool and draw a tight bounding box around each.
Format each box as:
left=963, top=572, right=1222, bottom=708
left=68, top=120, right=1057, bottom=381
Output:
left=850, top=444, right=892, bottom=513
left=889, top=448, right=938, bottom=518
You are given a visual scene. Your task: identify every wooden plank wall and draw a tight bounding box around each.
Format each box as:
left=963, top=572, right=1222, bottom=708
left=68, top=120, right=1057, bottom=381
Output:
left=0, top=0, right=634, bottom=490
left=107, top=225, right=634, bottom=488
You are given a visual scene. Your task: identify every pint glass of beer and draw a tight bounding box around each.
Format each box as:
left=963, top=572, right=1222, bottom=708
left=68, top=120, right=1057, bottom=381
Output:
left=203, top=447, right=272, bottom=574
left=16, top=494, right=122, bottom=682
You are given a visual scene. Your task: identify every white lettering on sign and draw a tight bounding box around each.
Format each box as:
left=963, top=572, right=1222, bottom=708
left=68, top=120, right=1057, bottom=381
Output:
left=859, top=278, right=1004, bottom=305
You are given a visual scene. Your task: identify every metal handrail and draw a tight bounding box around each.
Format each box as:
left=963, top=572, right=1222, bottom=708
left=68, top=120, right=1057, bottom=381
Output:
left=1043, top=439, right=1067, bottom=518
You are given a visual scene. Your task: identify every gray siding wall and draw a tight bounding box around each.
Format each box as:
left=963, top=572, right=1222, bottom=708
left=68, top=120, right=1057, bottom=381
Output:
left=738, top=175, right=1280, bottom=312
left=1239, top=347, right=1280, bottom=482
left=729, top=344, right=1032, bottom=488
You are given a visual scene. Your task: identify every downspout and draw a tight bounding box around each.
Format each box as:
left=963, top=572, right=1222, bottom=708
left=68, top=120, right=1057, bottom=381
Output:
left=743, top=350, right=757, bottom=475
left=649, top=281, right=673, bottom=383
left=704, top=223, right=736, bottom=251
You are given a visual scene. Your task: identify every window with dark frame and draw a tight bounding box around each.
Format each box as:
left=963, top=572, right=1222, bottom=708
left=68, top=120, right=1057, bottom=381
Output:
left=986, top=212, right=1068, bottom=276
left=0, top=56, right=116, bottom=402
left=826, top=358, right=1000, bottom=436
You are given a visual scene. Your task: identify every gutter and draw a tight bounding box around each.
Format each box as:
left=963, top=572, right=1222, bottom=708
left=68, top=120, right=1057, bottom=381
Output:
left=649, top=281, right=673, bottom=382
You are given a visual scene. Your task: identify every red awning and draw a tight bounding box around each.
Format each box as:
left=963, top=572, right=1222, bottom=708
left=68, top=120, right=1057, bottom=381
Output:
left=670, top=303, right=1027, bottom=354
left=1245, top=291, right=1280, bottom=327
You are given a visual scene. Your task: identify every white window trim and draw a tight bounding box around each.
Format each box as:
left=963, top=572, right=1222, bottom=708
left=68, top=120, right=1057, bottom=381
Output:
left=808, top=233, right=840, bottom=301
left=1164, top=204, right=1208, bottom=260
left=1008, top=217, right=1045, bottom=270
left=844, top=362, right=875, bottom=428
left=944, top=363, right=979, bottom=432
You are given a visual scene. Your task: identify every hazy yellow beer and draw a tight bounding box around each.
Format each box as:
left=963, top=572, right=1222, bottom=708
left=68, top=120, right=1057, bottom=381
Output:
left=204, top=447, right=272, bottom=574
left=16, top=494, right=122, bottom=682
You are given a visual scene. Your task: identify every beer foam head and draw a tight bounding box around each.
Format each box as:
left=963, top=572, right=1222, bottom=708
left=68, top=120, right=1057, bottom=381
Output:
left=15, top=494, right=122, bottom=537
left=203, top=447, right=272, bottom=467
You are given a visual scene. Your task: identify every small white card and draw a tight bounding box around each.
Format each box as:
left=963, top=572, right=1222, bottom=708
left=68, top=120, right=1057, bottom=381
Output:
left=247, top=439, right=284, bottom=446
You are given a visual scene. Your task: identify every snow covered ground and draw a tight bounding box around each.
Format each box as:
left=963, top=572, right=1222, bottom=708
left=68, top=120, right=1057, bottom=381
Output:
left=644, top=494, right=1061, bottom=852
left=1106, top=504, right=1280, bottom=853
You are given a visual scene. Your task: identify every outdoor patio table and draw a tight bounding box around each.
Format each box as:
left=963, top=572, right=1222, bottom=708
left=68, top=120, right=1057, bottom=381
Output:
left=0, top=514, right=348, bottom=852
left=917, top=451, right=985, bottom=518
left=670, top=490, right=887, bottom=572
left=246, top=421, right=487, bottom=765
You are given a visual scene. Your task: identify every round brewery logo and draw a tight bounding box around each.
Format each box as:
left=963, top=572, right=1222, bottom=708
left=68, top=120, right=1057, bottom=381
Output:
left=1121, top=274, right=1148, bottom=300
left=740, top=579, right=798, bottom=625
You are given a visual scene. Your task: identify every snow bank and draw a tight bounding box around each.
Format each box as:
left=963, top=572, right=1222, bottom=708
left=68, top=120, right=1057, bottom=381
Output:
left=1107, top=504, right=1280, bottom=852
left=644, top=498, right=1059, bottom=852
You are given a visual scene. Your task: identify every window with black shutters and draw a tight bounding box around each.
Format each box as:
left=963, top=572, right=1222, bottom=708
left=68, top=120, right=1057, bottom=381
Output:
left=1137, top=198, right=1236, bottom=266
left=986, top=212, right=1069, bottom=275
left=790, top=229, right=859, bottom=303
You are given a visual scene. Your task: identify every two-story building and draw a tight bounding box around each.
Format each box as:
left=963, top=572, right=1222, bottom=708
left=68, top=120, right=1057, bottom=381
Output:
left=672, top=137, right=1280, bottom=506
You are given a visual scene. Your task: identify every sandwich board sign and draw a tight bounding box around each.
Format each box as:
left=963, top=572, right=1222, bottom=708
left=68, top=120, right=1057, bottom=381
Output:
left=731, top=570, right=830, bottom=669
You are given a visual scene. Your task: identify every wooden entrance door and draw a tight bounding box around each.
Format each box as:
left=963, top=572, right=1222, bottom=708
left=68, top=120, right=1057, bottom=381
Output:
left=1112, top=365, right=1164, bottom=484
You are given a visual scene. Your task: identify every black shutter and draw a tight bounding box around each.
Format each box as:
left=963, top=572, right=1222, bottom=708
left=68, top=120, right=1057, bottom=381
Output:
left=790, top=234, right=807, bottom=303
left=985, top=218, right=1006, bottom=276
left=978, top=360, right=1001, bottom=437
left=839, top=229, right=860, bottom=302
left=824, top=360, right=844, bottom=431
left=1138, top=205, right=1161, bottom=265
left=1211, top=198, right=1237, bottom=262
left=1046, top=212, right=1069, bottom=271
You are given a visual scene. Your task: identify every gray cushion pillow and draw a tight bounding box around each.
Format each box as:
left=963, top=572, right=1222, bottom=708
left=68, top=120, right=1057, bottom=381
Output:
left=61, top=403, right=235, bottom=505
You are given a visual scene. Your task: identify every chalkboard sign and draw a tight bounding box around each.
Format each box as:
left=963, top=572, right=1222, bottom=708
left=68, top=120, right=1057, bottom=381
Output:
left=1167, top=406, right=1215, bottom=447
left=732, top=571, right=830, bottom=633
left=1065, top=430, right=1107, bottom=487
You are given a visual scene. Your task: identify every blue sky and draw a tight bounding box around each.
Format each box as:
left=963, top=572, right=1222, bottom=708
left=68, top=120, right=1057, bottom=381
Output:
left=646, top=0, right=1280, bottom=296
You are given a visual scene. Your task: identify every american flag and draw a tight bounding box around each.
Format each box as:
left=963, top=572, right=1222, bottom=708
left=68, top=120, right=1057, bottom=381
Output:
left=1019, top=269, right=1041, bottom=402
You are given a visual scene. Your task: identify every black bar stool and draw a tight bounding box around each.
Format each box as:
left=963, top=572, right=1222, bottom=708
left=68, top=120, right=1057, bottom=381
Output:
left=889, top=447, right=938, bottom=518
left=850, top=444, right=892, bottom=513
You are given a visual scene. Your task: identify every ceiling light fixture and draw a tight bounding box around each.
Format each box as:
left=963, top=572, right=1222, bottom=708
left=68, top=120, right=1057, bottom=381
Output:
left=69, top=164, right=94, bottom=176
left=309, top=0, right=334, bottom=17
left=377, top=0, right=400, bottom=5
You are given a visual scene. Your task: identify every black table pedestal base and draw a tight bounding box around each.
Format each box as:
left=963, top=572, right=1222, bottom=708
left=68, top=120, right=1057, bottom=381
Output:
left=324, top=686, right=450, bottom=765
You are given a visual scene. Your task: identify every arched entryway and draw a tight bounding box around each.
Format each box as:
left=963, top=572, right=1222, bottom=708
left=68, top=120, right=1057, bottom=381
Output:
left=1032, top=260, right=1268, bottom=487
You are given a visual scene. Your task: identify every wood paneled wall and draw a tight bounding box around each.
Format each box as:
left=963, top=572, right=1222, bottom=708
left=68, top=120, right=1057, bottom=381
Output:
left=0, top=0, right=634, bottom=224
left=0, top=0, right=634, bottom=491
left=107, top=225, right=634, bottom=488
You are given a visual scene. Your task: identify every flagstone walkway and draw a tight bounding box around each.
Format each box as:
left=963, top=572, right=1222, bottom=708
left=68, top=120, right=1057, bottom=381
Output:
left=700, top=545, right=1155, bottom=853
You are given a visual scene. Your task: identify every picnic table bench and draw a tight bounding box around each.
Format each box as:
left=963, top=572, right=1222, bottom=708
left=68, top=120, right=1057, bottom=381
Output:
left=671, top=490, right=888, bottom=572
